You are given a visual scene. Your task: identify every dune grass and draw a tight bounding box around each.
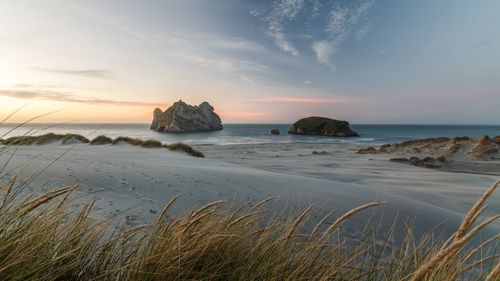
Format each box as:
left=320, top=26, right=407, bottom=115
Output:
left=61, top=133, right=90, bottom=144
left=165, top=142, right=205, bottom=158
left=90, top=135, right=114, bottom=145
left=0, top=133, right=90, bottom=146
left=141, top=139, right=163, bottom=148
left=0, top=175, right=498, bottom=280
left=1, top=132, right=204, bottom=158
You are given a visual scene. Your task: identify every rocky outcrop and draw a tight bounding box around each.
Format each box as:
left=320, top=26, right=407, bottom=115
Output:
left=390, top=156, right=446, bottom=168
left=288, top=117, right=359, bottom=137
left=360, top=135, right=499, bottom=161
left=151, top=100, right=223, bottom=133
left=469, top=136, right=499, bottom=160
left=492, top=135, right=500, bottom=144
left=270, top=129, right=280, bottom=135
left=357, top=146, right=377, bottom=154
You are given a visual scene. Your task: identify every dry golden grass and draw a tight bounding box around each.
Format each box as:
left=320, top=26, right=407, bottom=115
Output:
left=0, top=176, right=498, bottom=280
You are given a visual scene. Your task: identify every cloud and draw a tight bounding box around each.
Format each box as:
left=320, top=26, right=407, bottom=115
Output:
left=206, top=37, right=266, bottom=53
left=62, top=2, right=269, bottom=77
left=312, top=40, right=337, bottom=68
left=240, top=75, right=256, bottom=86
left=253, top=96, right=364, bottom=104
left=256, top=0, right=374, bottom=66
left=262, top=0, right=305, bottom=56
left=0, top=89, right=166, bottom=107
left=355, top=22, right=372, bottom=41
left=33, top=67, right=110, bottom=78
left=303, top=80, right=311, bottom=85
left=312, top=0, right=374, bottom=67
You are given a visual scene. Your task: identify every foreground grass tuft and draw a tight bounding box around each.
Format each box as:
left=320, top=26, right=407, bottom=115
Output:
left=0, top=177, right=498, bottom=280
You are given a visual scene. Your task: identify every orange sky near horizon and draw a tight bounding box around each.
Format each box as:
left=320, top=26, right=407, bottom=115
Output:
left=1, top=1, right=500, bottom=125
left=0, top=96, right=285, bottom=124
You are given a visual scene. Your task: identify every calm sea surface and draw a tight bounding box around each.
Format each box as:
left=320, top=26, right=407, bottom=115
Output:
left=1, top=123, right=499, bottom=146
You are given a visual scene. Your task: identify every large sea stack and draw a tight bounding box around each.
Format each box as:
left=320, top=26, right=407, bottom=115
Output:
left=151, top=100, right=223, bottom=132
left=288, top=116, right=359, bottom=137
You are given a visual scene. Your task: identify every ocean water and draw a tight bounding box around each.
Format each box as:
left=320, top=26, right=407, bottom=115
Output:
left=0, top=123, right=499, bottom=146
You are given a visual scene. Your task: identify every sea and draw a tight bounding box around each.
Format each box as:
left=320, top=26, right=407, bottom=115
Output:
left=1, top=123, right=499, bottom=146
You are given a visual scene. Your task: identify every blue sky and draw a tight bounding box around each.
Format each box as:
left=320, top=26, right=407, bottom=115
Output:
left=0, top=0, right=499, bottom=123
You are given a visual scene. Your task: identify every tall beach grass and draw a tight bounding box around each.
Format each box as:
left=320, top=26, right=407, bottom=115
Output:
left=0, top=176, right=498, bottom=280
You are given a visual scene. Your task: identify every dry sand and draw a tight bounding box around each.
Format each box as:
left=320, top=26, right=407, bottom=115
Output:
left=0, top=142, right=498, bottom=243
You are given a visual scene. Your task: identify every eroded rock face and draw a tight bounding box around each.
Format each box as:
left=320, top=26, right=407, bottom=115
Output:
left=288, top=117, right=359, bottom=137
left=390, top=156, right=445, bottom=168
left=357, top=146, right=377, bottom=154
left=470, top=136, right=499, bottom=160
left=151, top=101, right=223, bottom=133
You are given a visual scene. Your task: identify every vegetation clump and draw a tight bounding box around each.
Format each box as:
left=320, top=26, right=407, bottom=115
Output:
left=165, top=142, right=205, bottom=158
left=0, top=178, right=498, bottom=280
left=141, top=139, right=163, bottom=148
left=61, top=134, right=90, bottom=144
left=1, top=133, right=89, bottom=145
left=90, top=135, right=113, bottom=145
left=112, top=136, right=144, bottom=146
left=112, top=137, right=163, bottom=148
left=1, top=133, right=204, bottom=158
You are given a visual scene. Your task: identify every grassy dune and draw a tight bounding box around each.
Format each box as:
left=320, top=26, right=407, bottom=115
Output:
left=0, top=176, right=498, bottom=280
left=1, top=133, right=90, bottom=145
left=0, top=133, right=204, bottom=158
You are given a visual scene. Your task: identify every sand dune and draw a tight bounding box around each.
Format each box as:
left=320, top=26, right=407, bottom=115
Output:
left=0, top=142, right=498, bottom=243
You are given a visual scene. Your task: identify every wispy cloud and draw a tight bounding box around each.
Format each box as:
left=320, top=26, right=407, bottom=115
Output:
left=61, top=2, right=270, bottom=77
left=256, top=0, right=374, bottom=67
left=240, top=75, right=257, bottom=86
left=262, top=0, right=305, bottom=56
left=33, top=67, right=110, bottom=78
left=253, top=96, right=365, bottom=104
left=312, top=0, right=374, bottom=68
left=219, top=111, right=271, bottom=119
left=0, top=89, right=166, bottom=107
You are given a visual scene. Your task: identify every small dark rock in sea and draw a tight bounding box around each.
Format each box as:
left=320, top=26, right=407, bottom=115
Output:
left=357, top=146, right=377, bottom=154
left=312, top=150, right=328, bottom=155
left=270, top=128, right=280, bottom=135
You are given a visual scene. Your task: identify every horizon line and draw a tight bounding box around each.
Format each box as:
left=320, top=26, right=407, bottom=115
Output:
left=2, top=122, right=500, bottom=126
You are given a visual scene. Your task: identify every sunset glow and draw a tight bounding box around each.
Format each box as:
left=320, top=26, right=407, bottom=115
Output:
left=1, top=0, right=499, bottom=124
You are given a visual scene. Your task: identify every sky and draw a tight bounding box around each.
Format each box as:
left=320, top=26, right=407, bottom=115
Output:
left=1, top=0, right=499, bottom=124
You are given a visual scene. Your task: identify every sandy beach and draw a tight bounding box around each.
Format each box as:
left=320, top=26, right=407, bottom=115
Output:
left=1, top=141, right=498, bottom=242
